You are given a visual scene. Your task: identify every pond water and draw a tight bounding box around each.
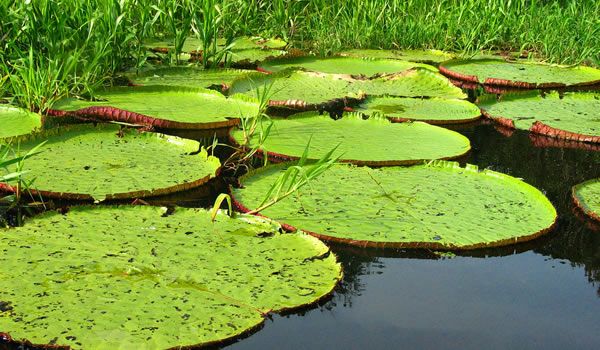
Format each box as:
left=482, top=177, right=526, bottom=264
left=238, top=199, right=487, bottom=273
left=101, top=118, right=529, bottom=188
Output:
left=2, top=95, right=599, bottom=349
left=222, top=121, right=600, bottom=349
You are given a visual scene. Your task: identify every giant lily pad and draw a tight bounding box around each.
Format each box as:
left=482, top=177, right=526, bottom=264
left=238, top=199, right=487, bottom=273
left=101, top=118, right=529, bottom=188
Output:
left=50, top=86, right=259, bottom=129
left=478, top=92, right=600, bottom=143
left=259, top=56, right=436, bottom=76
left=356, top=96, right=480, bottom=124
left=356, top=69, right=466, bottom=99
left=572, top=179, right=600, bottom=222
left=145, top=36, right=287, bottom=65
left=0, top=124, right=220, bottom=201
left=228, top=69, right=465, bottom=110
left=0, top=206, right=341, bottom=349
left=146, top=36, right=287, bottom=53
left=232, top=161, right=557, bottom=250
left=440, top=58, right=600, bottom=88
left=228, top=70, right=363, bottom=110
left=230, top=112, right=470, bottom=165
left=339, top=49, right=455, bottom=64
left=0, top=106, right=42, bottom=139
left=127, top=67, right=255, bottom=90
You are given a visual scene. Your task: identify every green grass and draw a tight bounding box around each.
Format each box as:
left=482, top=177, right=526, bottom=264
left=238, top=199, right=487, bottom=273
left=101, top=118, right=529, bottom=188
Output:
left=1, top=0, right=599, bottom=111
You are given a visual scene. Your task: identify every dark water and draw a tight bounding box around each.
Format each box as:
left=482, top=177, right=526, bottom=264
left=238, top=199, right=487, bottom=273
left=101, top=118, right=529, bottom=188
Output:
left=223, top=122, right=600, bottom=350
left=2, top=105, right=600, bottom=349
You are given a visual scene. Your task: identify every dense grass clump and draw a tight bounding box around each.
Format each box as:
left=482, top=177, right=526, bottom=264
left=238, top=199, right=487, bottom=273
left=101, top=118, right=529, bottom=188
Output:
left=1, top=0, right=598, bottom=111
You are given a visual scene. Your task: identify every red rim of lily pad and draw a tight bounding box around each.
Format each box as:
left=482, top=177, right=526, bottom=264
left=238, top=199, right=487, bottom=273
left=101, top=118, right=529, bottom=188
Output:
left=439, top=59, right=600, bottom=89
left=45, top=105, right=240, bottom=131
left=0, top=126, right=222, bottom=201
left=226, top=126, right=471, bottom=167
left=230, top=185, right=557, bottom=250
left=480, top=108, right=600, bottom=144
left=229, top=162, right=557, bottom=250
left=572, top=179, right=600, bottom=223
left=0, top=171, right=219, bottom=202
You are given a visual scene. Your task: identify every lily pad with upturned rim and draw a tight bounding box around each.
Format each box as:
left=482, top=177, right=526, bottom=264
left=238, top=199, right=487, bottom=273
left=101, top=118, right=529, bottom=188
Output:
left=478, top=91, right=600, bottom=143
left=0, top=206, right=341, bottom=349
left=49, top=86, right=259, bottom=130
left=145, top=36, right=287, bottom=53
left=0, top=124, right=221, bottom=201
left=356, top=96, right=481, bottom=124
left=572, top=179, right=600, bottom=222
left=440, top=58, right=600, bottom=88
left=229, top=112, right=471, bottom=166
left=228, top=70, right=364, bottom=110
left=0, top=106, right=42, bottom=139
left=228, top=69, right=465, bottom=111
left=126, top=67, right=255, bottom=90
left=231, top=161, right=557, bottom=250
left=258, top=56, right=437, bottom=76
left=339, top=49, right=455, bottom=64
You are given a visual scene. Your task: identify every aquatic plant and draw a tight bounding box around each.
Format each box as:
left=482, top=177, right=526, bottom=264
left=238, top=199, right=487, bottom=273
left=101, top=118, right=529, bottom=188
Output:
left=0, top=206, right=342, bottom=348
left=0, top=125, right=221, bottom=202
left=230, top=112, right=471, bottom=165
left=338, top=49, right=455, bottom=64
left=50, top=86, right=259, bottom=130
left=572, top=179, right=600, bottom=222
left=356, top=96, right=481, bottom=124
left=232, top=161, right=557, bottom=250
left=0, top=106, right=42, bottom=139
left=258, top=56, right=436, bottom=77
left=478, top=91, right=600, bottom=143
left=440, top=58, right=600, bottom=89
left=126, top=67, right=255, bottom=91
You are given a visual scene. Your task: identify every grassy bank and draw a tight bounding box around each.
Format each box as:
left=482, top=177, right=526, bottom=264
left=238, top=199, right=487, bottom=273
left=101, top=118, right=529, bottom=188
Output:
left=1, top=0, right=599, bottom=111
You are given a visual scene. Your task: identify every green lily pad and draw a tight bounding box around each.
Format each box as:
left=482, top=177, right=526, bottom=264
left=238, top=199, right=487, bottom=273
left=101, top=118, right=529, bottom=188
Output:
left=0, top=124, right=221, bottom=201
left=50, top=86, right=259, bottom=129
left=478, top=91, right=600, bottom=143
left=127, top=67, right=254, bottom=89
left=232, top=161, right=557, bottom=250
left=356, top=69, right=467, bottom=99
left=258, top=56, right=437, bottom=76
left=440, top=58, right=600, bottom=88
left=145, top=36, right=287, bottom=53
left=356, top=96, right=481, bottom=124
left=0, top=206, right=341, bottom=349
left=230, top=112, right=471, bottom=165
left=572, top=179, right=600, bottom=222
left=228, top=70, right=363, bottom=109
left=0, top=106, right=42, bottom=139
left=228, top=69, right=465, bottom=110
left=339, top=49, right=455, bottom=64
left=227, top=48, right=287, bottom=64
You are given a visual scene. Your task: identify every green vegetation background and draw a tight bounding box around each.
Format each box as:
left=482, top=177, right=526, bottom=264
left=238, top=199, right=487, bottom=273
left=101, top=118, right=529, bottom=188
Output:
left=1, top=0, right=599, bottom=111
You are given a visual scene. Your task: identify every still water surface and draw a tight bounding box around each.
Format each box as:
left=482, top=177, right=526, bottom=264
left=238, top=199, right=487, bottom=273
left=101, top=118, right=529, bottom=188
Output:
left=227, top=121, right=600, bottom=350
